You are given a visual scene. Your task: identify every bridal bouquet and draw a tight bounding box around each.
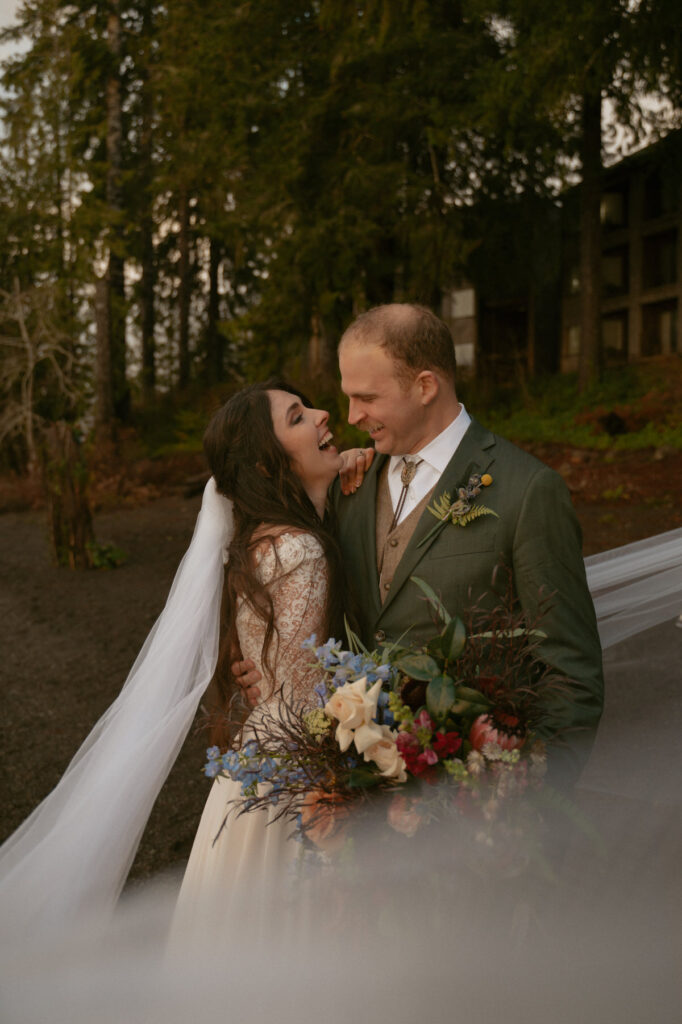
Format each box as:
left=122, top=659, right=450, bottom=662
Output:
left=205, top=575, right=568, bottom=849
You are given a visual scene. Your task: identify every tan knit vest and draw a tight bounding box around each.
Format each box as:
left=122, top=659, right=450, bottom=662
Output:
left=375, top=464, right=435, bottom=604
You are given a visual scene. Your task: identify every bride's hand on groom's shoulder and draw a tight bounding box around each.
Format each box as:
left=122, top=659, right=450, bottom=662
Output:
left=338, top=447, right=375, bottom=495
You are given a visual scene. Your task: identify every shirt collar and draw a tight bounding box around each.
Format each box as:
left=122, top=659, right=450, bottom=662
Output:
left=388, top=404, right=471, bottom=476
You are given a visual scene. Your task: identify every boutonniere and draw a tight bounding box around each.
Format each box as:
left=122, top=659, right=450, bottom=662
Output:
left=418, top=473, right=497, bottom=547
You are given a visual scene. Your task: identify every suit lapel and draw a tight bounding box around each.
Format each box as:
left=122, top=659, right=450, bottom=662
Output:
left=377, top=419, right=496, bottom=619
left=355, top=452, right=388, bottom=615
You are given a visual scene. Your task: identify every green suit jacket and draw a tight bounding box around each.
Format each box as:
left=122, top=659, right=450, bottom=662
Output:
left=332, top=418, right=604, bottom=782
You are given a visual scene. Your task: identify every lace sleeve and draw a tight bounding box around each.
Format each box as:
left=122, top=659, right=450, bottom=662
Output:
left=235, top=533, right=328, bottom=706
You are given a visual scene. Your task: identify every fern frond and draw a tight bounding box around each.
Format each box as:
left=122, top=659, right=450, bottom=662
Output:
left=456, top=505, right=498, bottom=526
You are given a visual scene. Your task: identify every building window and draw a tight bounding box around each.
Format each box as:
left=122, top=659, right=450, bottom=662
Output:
left=643, top=167, right=679, bottom=221
left=602, top=245, right=629, bottom=296
left=642, top=230, right=677, bottom=290
left=454, top=342, right=475, bottom=368
left=602, top=312, right=628, bottom=363
left=449, top=287, right=476, bottom=319
left=600, top=187, right=628, bottom=229
left=642, top=300, right=678, bottom=356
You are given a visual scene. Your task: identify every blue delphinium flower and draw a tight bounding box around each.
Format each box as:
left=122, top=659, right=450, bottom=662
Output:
left=206, top=745, right=221, bottom=761
left=315, top=638, right=341, bottom=668
left=302, top=633, right=317, bottom=651
left=313, top=680, right=329, bottom=706
left=222, top=750, right=239, bottom=772
left=375, top=664, right=392, bottom=681
left=204, top=760, right=222, bottom=778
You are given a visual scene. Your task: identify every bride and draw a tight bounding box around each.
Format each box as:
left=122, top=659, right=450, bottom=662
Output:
left=172, top=382, right=354, bottom=929
left=0, top=380, right=367, bottom=933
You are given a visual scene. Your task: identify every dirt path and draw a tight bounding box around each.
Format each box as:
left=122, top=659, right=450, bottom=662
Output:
left=1, top=447, right=681, bottom=882
left=0, top=495, right=207, bottom=880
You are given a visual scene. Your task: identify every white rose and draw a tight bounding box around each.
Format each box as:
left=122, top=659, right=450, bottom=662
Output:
left=324, top=678, right=383, bottom=752
left=363, top=725, right=407, bottom=783
left=352, top=721, right=385, bottom=754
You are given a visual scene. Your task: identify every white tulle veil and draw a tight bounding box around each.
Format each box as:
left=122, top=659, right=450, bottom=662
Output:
left=0, top=471, right=680, bottom=931
left=0, top=478, right=234, bottom=929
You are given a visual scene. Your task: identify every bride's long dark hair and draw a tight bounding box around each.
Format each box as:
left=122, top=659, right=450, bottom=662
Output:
left=203, top=380, right=348, bottom=745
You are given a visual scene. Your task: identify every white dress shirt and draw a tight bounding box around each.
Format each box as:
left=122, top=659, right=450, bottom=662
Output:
left=387, top=404, right=472, bottom=526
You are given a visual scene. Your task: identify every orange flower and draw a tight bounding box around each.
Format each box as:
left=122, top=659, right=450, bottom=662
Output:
left=387, top=794, right=422, bottom=837
left=481, top=473, right=493, bottom=486
left=300, top=790, right=349, bottom=852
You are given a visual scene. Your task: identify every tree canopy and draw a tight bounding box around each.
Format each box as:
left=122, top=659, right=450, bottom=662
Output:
left=0, top=0, right=680, bottom=452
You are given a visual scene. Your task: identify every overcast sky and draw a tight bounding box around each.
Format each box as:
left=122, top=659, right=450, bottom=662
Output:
left=0, top=0, right=20, bottom=63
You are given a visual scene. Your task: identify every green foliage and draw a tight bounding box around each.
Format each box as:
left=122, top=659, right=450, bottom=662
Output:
left=472, top=362, right=682, bottom=451
left=1, top=0, right=680, bottom=429
left=86, top=540, right=128, bottom=570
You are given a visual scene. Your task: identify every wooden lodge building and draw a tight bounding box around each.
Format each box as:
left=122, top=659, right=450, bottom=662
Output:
left=441, top=129, right=682, bottom=379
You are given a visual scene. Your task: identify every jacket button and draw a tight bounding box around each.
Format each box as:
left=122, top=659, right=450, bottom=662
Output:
left=374, top=629, right=386, bottom=643
left=383, top=581, right=391, bottom=591
left=389, top=538, right=399, bottom=547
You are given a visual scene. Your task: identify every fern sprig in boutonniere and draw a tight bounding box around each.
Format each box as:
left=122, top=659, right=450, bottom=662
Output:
left=418, top=473, right=498, bottom=547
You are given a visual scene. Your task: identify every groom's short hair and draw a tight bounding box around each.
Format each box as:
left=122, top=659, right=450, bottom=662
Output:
left=339, top=303, right=457, bottom=388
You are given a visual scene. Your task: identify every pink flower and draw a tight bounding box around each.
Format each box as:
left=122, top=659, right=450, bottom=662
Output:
left=469, top=714, right=525, bottom=752
left=414, top=710, right=434, bottom=731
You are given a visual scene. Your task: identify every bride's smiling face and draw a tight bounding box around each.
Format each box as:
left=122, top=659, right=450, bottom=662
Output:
left=268, top=389, right=342, bottom=496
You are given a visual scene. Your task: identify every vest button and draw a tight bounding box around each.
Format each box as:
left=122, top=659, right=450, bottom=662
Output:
left=374, top=629, right=386, bottom=643
left=389, top=537, right=399, bottom=547
left=383, top=581, right=391, bottom=591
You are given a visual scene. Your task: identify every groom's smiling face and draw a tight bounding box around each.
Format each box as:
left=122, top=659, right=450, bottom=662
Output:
left=339, top=341, right=429, bottom=456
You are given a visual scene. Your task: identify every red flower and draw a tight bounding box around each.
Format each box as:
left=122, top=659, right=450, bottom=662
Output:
left=432, top=730, right=462, bottom=758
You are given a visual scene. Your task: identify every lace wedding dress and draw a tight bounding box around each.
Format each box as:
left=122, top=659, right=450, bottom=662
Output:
left=170, top=532, right=328, bottom=934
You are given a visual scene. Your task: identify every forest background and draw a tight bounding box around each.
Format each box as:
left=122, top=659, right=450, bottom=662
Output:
left=1, top=1, right=681, bottom=878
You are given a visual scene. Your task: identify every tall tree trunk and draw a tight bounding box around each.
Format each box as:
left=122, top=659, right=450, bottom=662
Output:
left=42, top=422, right=95, bottom=570
left=178, top=188, right=191, bottom=389
left=95, top=273, right=115, bottom=438
left=205, top=236, right=222, bottom=383
left=106, top=2, right=129, bottom=420
left=139, top=0, right=156, bottom=403
left=578, top=85, right=603, bottom=392
left=140, top=226, right=156, bottom=400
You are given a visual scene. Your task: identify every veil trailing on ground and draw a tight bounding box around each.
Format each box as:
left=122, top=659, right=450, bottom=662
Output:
left=0, top=478, right=234, bottom=931
left=0, top=473, right=680, bottom=932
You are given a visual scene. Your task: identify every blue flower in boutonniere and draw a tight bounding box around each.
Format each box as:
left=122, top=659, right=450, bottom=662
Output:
left=418, top=473, right=498, bottom=547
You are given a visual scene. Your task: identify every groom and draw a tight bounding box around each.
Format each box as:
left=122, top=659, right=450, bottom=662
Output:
left=243, top=303, right=603, bottom=781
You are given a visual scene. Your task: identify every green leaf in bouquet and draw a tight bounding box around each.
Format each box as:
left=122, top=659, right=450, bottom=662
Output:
left=348, top=766, right=384, bottom=789
left=426, top=674, right=456, bottom=717
left=455, top=685, right=491, bottom=707
left=450, top=699, right=473, bottom=714
left=440, top=615, right=466, bottom=662
left=394, top=652, right=441, bottom=681
left=410, top=576, right=451, bottom=624
left=426, top=635, right=446, bottom=658
left=344, top=615, right=371, bottom=655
